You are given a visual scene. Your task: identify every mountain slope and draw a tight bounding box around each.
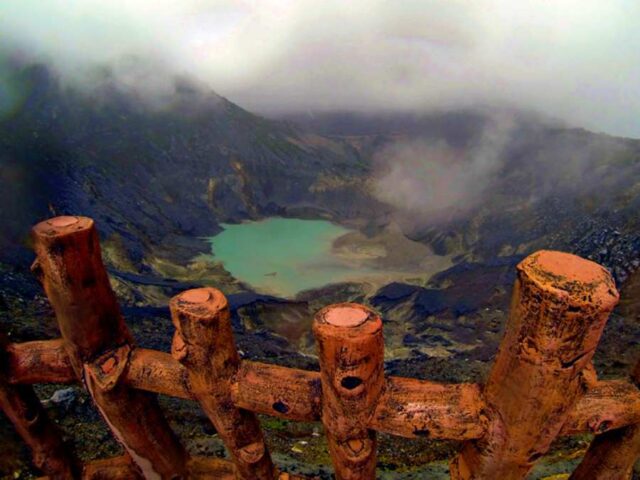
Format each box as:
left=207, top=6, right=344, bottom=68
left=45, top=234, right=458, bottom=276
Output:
left=0, top=64, right=382, bottom=269
left=283, top=111, right=640, bottom=284
left=3, top=64, right=640, bottom=480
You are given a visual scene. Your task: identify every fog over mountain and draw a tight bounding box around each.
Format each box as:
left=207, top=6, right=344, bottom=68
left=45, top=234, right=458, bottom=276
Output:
left=373, top=113, right=515, bottom=224
left=4, top=4, right=640, bottom=477
left=1, top=0, right=639, bottom=137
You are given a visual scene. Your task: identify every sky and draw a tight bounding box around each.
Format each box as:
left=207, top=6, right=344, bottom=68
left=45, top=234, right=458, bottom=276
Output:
left=1, top=0, right=639, bottom=138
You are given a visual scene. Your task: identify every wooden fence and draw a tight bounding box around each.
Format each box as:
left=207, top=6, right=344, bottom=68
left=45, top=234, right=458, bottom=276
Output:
left=1, top=215, right=640, bottom=479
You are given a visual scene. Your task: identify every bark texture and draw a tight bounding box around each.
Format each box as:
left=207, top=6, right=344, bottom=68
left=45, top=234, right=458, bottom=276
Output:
left=451, top=250, right=619, bottom=480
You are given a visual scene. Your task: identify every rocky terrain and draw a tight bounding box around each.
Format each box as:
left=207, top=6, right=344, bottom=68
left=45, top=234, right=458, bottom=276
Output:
left=2, top=62, right=640, bottom=478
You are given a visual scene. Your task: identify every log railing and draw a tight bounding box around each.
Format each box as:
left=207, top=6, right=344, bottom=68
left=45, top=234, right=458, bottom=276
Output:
left=1, top=216, right=640, bottom=479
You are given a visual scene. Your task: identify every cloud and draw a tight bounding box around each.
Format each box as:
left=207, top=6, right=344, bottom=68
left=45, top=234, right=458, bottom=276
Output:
left=1, top=0, right=639, bottom=137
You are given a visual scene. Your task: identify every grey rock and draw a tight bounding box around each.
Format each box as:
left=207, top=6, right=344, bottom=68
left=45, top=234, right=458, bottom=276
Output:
left=48, top=387, right=77, bottom=410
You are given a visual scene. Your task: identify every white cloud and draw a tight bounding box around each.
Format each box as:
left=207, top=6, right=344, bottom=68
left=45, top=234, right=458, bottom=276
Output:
left=1, top=0, right=639, bottom=137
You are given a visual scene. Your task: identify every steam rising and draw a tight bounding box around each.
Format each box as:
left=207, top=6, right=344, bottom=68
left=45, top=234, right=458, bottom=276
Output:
left=373, top=116, right=513, bottom=224
left=372, top=109, right=638, bottom=233
left=1, top=1, right=639, bottom=137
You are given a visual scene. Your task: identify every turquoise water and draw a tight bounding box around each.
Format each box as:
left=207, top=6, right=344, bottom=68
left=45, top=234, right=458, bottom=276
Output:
left=208, top=218, right=369, bottom=297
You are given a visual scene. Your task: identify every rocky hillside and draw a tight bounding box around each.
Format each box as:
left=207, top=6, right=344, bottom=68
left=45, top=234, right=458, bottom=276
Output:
left=4, top=63, right=640, bottom=286
left=284, top=110, right=640, bottom=284
left=3, top=64, right=640, bottom=479
left=0, top=63, right=383, bottom=271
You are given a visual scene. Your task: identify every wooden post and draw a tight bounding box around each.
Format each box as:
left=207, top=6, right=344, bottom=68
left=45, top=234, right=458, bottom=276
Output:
left=31, top=216, right=188, bottom=480
left=569, top=424, right=640, bottom=480
left=570, top=361, right=640, bottom=480
left=0, top=331, right=78, bottom=479
left=313, top=303, right=385, bottom=480
left=170, top=288, right=276, bottom=480
left=451, top=250, right=619, bottom=480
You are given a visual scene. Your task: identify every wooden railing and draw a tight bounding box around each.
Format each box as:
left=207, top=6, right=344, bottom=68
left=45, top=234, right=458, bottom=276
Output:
left=2, top=215, right=640, bottom=479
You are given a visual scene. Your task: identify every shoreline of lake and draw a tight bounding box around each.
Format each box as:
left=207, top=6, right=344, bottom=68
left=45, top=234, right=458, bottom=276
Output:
left=207, top=217, right=452, bottom=298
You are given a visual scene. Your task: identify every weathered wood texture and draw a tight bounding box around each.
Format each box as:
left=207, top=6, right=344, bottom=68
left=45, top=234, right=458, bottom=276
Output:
left=570, top=424, right=640, bottom=480
left=79, top=455, right=141, bottom=480
left=7, top=340, right=640, bottom=440
left=313, top=303, right=385, bottom=480
left=170, top=288, right=276, bottom=480
left=570, top=361, right=640, bottom=480
left=127, top=348, right=191, bottom=399
left=451, top=250, right=619, bottom=480
left=1, top=332, right=78, bottom=479
left=370, top=377, right=487, bottom=440
left=31, top=216, right=188, bottom=479
left=4, top=216, right=639, bottom=480
left=561, top=379, right=640, bottom=436
left=232, top=360, right=322, bottom=421
left=38, top=455, right=310, bottom=480
left=6, top=339, right=74, bottom=385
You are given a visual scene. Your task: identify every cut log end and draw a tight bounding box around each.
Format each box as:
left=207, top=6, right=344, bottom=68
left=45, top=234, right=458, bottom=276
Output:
left=48, top=216, right=79, bottom=227
left=324, top=305, right=369, bottom=327
left=181, top=289, right=212, bottom=304
left=171, top=288, right=228, bottom=321
left=518, top=250, right=618, bottom=308
left=315, top=303, right=380, bottom=332
left=32, top=216, right=92, bottom=238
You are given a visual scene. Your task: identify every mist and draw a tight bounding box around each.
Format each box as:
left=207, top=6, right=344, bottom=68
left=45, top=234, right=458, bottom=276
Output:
left=1, top=1, right=639, bottom=138
left=373, top=115, right=514, bottom=226
left=371, top=108, right=638, bottom=234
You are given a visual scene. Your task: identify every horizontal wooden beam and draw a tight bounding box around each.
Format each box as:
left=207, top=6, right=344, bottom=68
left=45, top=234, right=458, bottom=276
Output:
left=560, top=379, right=640, bottom=436
left=127, top=347, right=191, bottom=400
left=37, top=455, right=308, bottom=479
left=1, top=334, right=78, bottom=478
left=232, top=360, right=322, bottom=421
left=370, top=376, right=487, bottom=440
left=8, top=339, right=640, bottom=441
left=7, top=339, right=76, bottom=385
